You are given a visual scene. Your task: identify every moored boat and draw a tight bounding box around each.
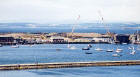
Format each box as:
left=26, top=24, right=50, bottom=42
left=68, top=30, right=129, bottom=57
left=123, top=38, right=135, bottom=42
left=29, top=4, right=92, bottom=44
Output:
left=116, top=48, right=123, bottom=53
left=0, top=44, right=2, bottom=47
left=106, top=49, right=113, bottom=52
left=82, top=47, right=90, bottom=50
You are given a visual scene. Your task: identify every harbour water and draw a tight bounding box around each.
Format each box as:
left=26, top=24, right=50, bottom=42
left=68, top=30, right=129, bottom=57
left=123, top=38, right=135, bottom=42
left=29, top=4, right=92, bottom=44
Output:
left=0, top=44, right=140, bottom=77
left=0, top=27, right=140, bottom=77
left=0, top=44, right=140, bottom=65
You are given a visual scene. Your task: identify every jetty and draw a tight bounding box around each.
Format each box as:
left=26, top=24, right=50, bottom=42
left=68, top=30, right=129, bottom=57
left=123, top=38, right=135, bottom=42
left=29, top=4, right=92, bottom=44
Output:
left=0, top=60, right=140, bottom=70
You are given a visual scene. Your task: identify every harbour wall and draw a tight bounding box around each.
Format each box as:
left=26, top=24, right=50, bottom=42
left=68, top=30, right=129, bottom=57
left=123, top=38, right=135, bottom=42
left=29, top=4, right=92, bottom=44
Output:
left=0, top=60, right=140, bottom=70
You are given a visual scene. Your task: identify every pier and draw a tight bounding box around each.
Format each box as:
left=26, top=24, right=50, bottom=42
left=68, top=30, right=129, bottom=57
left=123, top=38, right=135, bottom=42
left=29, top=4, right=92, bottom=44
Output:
left=0, top=60, right=140, bottom=70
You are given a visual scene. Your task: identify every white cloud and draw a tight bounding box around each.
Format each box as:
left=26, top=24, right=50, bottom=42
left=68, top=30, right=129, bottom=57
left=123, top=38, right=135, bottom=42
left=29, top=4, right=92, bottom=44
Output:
left=0, top=0, right=140, bottom=23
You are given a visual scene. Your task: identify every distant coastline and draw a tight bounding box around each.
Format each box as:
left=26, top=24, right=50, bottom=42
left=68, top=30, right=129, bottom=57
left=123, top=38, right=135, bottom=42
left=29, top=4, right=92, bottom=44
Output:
left=0, top=32, right=140, bottom=45
left=0, top=22, right=140, bottom=34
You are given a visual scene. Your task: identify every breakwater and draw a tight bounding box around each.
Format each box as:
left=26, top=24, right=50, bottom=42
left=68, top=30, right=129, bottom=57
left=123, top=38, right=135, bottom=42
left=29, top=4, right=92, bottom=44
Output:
left=0, top=60, right=140, bottom=70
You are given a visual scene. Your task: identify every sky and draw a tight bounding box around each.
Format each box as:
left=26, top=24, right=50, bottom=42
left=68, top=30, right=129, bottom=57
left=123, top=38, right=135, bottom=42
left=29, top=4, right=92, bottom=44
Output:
left=0, top=0, right=140, bottom=23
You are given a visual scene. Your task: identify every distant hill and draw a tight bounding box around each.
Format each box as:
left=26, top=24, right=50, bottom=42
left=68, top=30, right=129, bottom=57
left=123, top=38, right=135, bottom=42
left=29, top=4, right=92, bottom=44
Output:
left=0, top=22, right=139, bottom=29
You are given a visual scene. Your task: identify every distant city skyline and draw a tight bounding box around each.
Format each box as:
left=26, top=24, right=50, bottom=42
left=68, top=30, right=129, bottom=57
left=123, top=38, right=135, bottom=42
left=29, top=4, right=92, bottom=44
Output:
left=0, top=0, right=140, bottom=23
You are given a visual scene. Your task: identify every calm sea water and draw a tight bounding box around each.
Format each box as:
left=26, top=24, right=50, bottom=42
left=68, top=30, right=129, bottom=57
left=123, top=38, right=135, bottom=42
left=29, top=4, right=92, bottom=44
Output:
left=0, top=44, right=140, bottom=77
left=0, top=66, right=140, bottom=77
left=0, top=28, right=138, bottom=34
left=0, top=44, right=140, bottom=65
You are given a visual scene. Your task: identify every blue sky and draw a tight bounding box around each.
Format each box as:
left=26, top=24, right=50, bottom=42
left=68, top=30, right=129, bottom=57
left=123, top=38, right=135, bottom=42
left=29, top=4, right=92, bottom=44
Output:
left=0, top=0, right=140, bottom=23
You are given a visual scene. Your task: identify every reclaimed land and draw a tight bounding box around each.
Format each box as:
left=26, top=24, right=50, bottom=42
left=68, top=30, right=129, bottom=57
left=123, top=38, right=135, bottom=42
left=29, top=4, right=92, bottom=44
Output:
left=0, top=60, right=140, bottom=70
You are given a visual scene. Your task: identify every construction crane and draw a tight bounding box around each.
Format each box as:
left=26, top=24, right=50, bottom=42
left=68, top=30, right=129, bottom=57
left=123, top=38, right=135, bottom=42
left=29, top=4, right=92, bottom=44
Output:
left=98, top=10, right=110, bottom=34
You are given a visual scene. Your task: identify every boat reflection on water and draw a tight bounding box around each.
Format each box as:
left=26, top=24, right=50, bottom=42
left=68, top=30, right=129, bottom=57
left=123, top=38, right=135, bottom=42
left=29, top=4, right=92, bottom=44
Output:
left=56, top=48, right=61, bottom=51
left=95, top=48, right=103, bottom=51
left=85, top=52, right=92, bottom=54
left=112, top=54, right=122, bottom=57
left=69, top=46, right=77, bottom=50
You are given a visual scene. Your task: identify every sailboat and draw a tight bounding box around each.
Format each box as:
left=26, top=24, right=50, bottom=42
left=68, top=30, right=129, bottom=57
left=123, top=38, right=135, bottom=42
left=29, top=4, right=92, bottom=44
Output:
left=130, top=46, right=135, bottom=55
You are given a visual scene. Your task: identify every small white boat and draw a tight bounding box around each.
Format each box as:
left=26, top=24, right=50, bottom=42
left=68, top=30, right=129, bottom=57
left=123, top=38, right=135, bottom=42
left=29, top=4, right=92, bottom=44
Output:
left=82, top=47, right=90, bottom=50
left=95, top=48, right=103, bottom=51
left=0, top=44, right=2, bottom=47
left=69, top=46, right=76, bottom=50
left=116, top=48, right=123, bottom=53
left=116, top=48, right=123, bottom=51
left=11, top=45, right=19, bottom=48
left=116, top=50, right=121, bottom=53
left=122, top=43, right=127, bottom=45
left=112, top=54, right=122, bottom=57
left=106, top=49, right=113, bottom=52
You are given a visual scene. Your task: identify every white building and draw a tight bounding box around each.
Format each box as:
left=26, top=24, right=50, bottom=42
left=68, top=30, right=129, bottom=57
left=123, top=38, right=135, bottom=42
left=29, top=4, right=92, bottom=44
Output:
left=92, top=37, right=113, bottom=43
